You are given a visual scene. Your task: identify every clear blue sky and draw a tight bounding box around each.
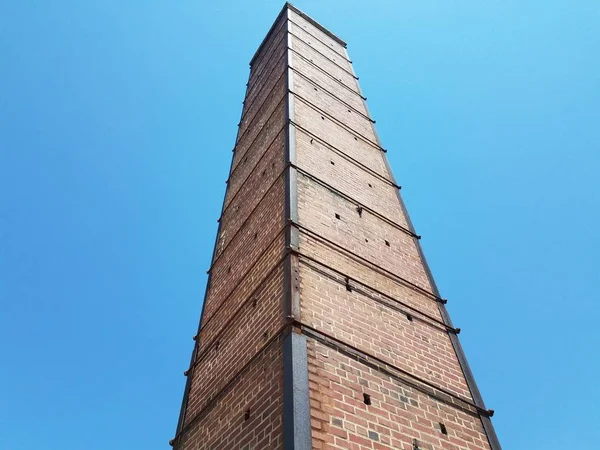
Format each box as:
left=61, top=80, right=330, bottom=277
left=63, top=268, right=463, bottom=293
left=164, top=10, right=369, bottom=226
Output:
left=1, top=1, right=598, bottom=449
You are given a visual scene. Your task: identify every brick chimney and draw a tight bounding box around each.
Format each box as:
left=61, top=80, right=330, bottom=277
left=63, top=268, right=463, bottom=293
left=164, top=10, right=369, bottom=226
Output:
left=171, top=4, right=501, bottom=449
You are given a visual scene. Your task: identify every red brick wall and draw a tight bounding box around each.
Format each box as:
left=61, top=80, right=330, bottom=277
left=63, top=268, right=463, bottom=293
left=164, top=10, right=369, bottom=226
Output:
left=294, top=131, right=404, bottom=225
left=179, top=340, right=284, bottom=450
left=299, top=234, right=444, bottom=320
left=293, top=98, right=384, bottom=172
left=299, top=261, right=471, bottom=399
left=288, top=10, right=347, bottom=58
left=225, top=112, right=285, bottom=208
left=296, top=174, right=429, bottom=289
left=185, top=266, right=285, bottom=425
left=306, top=339, right=491, bottom=450
left=289, top=21, right=351, bottom=73
left=289, top=6, right=495, bottom=450
left=217, top=136, right=286, bottom=258
left=174, top=9, right=289, bottom=448
left=245, top=32, right=287, bottom=112
left=203, top=177, right=284, bottom=320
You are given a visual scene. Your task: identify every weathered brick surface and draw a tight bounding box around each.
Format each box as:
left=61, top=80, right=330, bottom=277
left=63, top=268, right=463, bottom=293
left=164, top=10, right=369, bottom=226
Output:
left=248, top=26, right=286, bottom=92
left=244, top=30, right=287, bottom=108
left=289, top=10, right=347, bottom=58
left=204, top=177, right=284, bottom=321
left=199, top=233, right=286, bottom=353
left=233, top=88, right=286, bottom=168
left=299, top=262, right=471, bottom=399
left=179, top=340, right=284, bottom=450
left=293, top=121, right=387, bottom=179
left=292, top=43, right=358, bottom=100
left=291, top=36, right=359, bottom=97
left=217, top=132, right=285, bottom=255
left=298, top=234, right=443, bottom=320
left=185, top=266, right=285, bottom=424
left=239, top=74, right=286, bottom=142
left=289, top=23, right=353, bottom=74
left=294, top=98, right=383, bottom=167
left=249, top=14, right=287, bottom=81
left=295, top=129, right=403, bottom=224
left=297, top=173, right=430, bottom=290
left=226, top=104, right=285, bottom=206
left=292, top=73, right=375, bottom=140
left=307, top=339, right=491, bottom=450
left=241, top=52, right=287, bottom=138
left=291, top=55, right=365, bottom=112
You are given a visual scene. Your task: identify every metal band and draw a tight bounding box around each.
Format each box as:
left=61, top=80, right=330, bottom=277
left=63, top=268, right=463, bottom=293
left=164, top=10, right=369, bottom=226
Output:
left=283, top=11, right=312, bottom=449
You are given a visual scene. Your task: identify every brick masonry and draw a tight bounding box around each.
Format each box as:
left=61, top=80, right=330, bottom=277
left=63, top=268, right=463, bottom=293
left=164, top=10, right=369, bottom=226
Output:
left=172, top=4, right=501, bottom=450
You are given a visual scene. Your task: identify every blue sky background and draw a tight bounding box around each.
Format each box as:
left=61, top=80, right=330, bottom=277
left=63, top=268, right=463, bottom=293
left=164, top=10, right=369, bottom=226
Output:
left=1, top=1, right=598, bottom=449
